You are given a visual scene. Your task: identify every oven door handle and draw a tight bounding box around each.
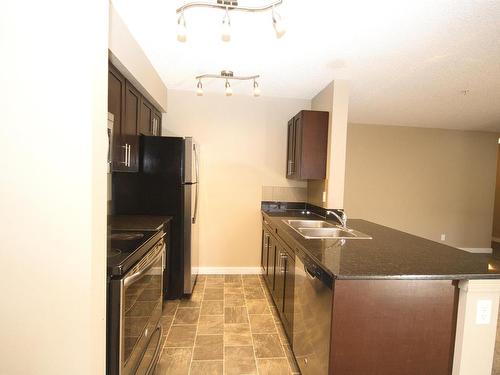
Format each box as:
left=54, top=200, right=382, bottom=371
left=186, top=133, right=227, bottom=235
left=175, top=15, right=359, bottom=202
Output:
left=123, top=251, right=163, bottom=287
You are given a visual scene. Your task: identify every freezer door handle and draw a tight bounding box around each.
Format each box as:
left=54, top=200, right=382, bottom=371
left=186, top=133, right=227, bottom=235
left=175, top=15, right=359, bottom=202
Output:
left=192, top=143, right=199, bottom=224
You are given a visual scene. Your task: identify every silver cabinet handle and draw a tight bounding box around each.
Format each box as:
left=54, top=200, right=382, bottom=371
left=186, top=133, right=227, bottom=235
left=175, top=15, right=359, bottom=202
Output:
left=121, top=144, right=128, bottom=165
left=280, top=252, right=287, bottom=273
left=128, top=144, right=132, bottom=167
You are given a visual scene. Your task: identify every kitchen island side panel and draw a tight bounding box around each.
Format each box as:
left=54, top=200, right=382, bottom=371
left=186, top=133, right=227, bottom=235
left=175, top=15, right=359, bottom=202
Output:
left=330, top=279, right=459, bottom=375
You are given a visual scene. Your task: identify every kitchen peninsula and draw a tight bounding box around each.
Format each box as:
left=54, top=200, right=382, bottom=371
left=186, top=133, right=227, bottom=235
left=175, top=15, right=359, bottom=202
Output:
left=261, top=202, right=500, bottom=375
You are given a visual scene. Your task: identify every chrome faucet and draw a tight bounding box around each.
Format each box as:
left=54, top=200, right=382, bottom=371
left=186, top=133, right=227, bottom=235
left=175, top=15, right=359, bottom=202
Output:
left=327, top=210, right=347, bottom=228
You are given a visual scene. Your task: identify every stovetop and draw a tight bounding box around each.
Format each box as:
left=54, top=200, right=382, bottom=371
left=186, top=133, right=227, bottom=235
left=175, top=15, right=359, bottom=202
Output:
left=107, top=229, right=162, bottom=277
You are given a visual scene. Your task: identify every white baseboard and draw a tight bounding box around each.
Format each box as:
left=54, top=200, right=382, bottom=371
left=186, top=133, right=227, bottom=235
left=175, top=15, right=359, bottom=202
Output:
left=459, top=247, right=493, bottom=254
left=197, top=267, right=263, bottom=275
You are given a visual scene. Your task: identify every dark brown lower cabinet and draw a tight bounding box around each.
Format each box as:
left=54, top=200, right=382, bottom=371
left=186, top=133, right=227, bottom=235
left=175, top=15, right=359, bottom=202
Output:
left=261, top=218, right=295, bottom=340
left=274, top=242, right=286, bottom=311
left=282, top=251, right=295, bottom=335
left=261, top=228, right=270, bottom=277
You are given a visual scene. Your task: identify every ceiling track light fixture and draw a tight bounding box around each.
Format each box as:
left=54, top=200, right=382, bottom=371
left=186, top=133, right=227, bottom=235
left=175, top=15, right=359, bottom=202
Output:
left=176, top=0, right=285, bottom=42
left=195, top=70, right=261, bottom=97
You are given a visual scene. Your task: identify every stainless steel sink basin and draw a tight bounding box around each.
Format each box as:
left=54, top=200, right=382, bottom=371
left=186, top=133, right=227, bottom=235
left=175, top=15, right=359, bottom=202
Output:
left=286, top=220, right=336, bottom=229
left=282, top=219, right=372, bottom=240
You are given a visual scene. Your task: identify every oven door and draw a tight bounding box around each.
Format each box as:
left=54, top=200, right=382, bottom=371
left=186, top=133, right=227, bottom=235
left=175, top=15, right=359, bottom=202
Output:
left=120, top=239, right=164, bottom=375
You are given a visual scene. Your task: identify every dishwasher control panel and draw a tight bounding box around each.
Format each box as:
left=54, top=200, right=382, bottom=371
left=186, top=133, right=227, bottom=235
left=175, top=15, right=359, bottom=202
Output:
left=295, top=247, right=334, bottom=288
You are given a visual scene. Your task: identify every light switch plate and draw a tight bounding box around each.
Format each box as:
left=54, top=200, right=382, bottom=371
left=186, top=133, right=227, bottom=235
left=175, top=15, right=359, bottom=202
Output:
left=476, top=300, right=492, bottom=325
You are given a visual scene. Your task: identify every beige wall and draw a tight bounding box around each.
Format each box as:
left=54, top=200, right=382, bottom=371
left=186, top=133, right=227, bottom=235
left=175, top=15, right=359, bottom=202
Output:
left=0, top=0, right=108, bottom=373
left=307, top=80, right=349, bottom=209
left=163, top=90, right=309, bottom=269
left=307, top=84, right=332, bottom=207
left=492, top=145, right=500, bottom=239
left=109, top=2, right=167, bottom=111
left=344, top=123, right=498, bottom=249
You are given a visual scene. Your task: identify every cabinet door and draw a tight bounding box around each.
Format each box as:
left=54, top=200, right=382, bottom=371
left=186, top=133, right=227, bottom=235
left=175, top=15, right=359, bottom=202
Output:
left=292, top=114, right=302, bottom=178
left=261, top=228, right=270, bottom=276
left=124, top=81, right=140, bottom=172
left=152, top=110, right=162, bottom=136
left=274, top=244, right=286, bottom=312
left=265, top=235, right=277, bottom=291
left=108, top=65, right=126, bottom=171
left=139, top=97, right=153, bottom=135
left=286, top=119, right=295, bottom=177
left=282, top=252, right=295, bottom=338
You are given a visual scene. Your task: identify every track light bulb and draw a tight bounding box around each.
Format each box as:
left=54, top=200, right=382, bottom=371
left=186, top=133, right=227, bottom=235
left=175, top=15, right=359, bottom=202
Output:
left=253, top=80, right=261, bottom=97
left=196, top=80, right=203, bottom=96
left=272, top=6, right=286, bottom=38
left=225, top=80, right=233, bottom=96
left=221, top=8, right=231, bottom=42
left=177, top=13, right=187, bottom=42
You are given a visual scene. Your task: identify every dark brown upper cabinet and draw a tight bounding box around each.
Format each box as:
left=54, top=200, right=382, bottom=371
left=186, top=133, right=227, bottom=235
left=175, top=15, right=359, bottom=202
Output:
left=151, top=109, right=162, bottom=136
left=139, top=96, right=153, bottom=135
left=108, top=62, right=163, bottom=172
left=286, top=110, right=329, bottom=180
left=108, top=64, right=126, bottom=171
left=139, top=97, right=162, bottom=137
left=123, top=81, right=140, bottom=172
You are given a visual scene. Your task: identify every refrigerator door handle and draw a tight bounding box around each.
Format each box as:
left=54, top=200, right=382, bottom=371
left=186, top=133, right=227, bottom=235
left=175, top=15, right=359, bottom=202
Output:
left=192, top=144, right=199, bottom=224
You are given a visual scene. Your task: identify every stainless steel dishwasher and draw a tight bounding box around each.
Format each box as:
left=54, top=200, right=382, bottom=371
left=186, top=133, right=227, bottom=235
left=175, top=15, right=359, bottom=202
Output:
left=293, top=247, right=334, bottom=375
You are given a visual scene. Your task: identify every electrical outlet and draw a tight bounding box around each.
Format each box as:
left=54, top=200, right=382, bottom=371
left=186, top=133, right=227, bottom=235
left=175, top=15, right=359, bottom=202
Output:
left=476, top=300, right=492, bottom=325
left=322, top=191, right=326, bottom=203
left=440, top=234, right=446, bottom=241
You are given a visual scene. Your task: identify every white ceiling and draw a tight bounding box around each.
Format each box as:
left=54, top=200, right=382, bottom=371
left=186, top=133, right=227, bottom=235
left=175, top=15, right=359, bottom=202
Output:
left=111, top=0, right=500, bottom=131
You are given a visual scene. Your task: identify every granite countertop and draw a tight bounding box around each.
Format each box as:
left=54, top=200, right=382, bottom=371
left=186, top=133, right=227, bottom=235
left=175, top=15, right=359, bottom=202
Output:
left=109, top=215, right=172, bottom=231
left=263, top=209, right=500, bottom=280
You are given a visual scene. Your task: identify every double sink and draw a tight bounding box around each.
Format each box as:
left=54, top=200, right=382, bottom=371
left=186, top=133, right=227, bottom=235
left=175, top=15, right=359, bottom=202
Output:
left=283, top=219, right=372, bottom=240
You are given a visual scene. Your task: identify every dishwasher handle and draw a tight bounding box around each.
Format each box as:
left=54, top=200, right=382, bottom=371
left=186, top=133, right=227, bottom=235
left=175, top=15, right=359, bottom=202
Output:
left=304, top=265, right=316, bottom=280
left=296, top=248, right=334, bottom=289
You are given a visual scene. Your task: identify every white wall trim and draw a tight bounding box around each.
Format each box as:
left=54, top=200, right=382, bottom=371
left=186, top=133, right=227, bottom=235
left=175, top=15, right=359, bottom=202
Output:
left=452, top=279, right=500, bottom=375
left=459, top=247, right=493, bottom=254
left=458, top=279, right=500, bottom=293
left=492, top=237, right=500, bottom=243
left=198, top=267, right=263, bottom=275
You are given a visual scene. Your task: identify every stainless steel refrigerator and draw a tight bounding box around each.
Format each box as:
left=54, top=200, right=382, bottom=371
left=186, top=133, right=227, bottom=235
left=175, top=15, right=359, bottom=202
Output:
left=112, top=136, right=199, bottom=298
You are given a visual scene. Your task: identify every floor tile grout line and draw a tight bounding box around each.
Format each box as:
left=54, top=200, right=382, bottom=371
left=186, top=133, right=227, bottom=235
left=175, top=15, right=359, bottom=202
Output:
left=188, top=277, right=205, bottom=375
left=263, top=275, right=295, bottom=374
left=244, top=275, right=261, bottom=375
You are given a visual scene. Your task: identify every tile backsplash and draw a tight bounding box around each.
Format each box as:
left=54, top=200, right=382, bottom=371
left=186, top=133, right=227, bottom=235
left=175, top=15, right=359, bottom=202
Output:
left=261, top=186, right=307, bottom=202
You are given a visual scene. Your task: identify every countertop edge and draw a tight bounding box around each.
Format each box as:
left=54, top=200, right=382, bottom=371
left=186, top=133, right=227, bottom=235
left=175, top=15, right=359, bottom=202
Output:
left=262, top=210, right=500, bottom=281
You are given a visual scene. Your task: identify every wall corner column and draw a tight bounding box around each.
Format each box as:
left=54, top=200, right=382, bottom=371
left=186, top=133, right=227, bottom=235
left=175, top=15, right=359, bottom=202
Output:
left=452, top=279, right=500, bottom=375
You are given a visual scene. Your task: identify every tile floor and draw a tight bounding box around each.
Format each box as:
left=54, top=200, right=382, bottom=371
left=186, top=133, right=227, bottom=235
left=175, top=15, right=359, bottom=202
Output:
left=154, top=274, right=300, bottom=375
